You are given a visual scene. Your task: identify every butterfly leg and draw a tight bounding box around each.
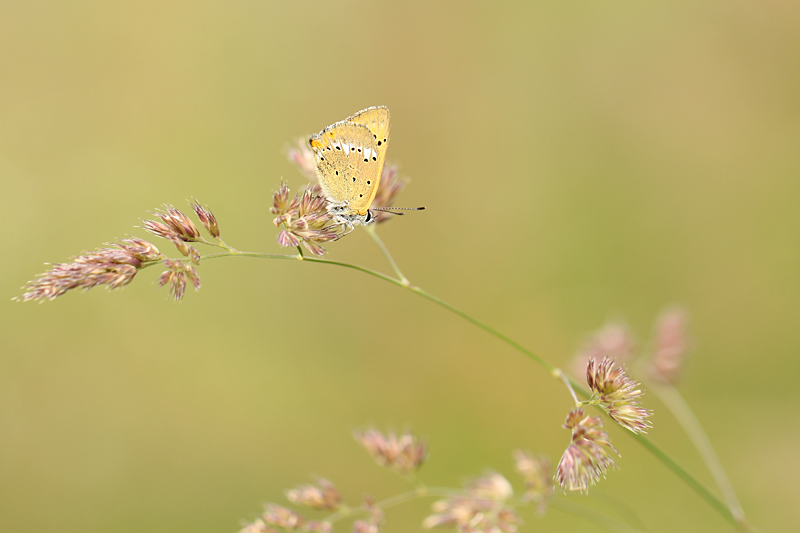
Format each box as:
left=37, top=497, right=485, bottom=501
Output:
left=332, top=217, right=355, bottom=240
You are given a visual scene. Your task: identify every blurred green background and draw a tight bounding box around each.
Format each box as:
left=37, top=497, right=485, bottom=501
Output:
left=2, top=1, right=798, bottom=532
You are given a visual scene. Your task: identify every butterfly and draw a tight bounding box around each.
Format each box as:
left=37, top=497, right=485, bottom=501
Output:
left=309, top=106, right=422, bottom=233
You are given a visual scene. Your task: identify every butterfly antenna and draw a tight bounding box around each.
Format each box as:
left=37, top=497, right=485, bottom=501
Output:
left=372, top=206, right=426, bottom=216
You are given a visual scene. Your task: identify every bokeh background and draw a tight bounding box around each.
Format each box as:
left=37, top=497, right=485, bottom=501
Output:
left=2, top=1, right=798, bottom=532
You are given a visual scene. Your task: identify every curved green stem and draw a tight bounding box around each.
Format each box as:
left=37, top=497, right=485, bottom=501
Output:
left=405, top=283, right=558, bottom=374
left=186, top=250, right=739, bottom=528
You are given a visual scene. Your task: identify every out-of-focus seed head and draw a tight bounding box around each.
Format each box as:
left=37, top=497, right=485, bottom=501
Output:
left=16, top=238, right=164, bottom=302
left=649, top=308, right=689, bottom=384
left=287, top=138, right=319, bottom=181
left=286, top=478, right=341, bottom=511
left=370, top=165, right=407, bottom=224
left=513, top=450, right=552, bottom=515
left=305, top=521, right=333, bottom=533
left=467, top=471, right=514, bottom=501
left=262, top=503, right=306, bottom=531
left=238, top=518, right=278, bottom=533
left=158, top=259, right=201, bottom=301
left=423, top=473, right=519, bottom=533
left=190, top=200, right=220, bottom=238
left=352, top=495, right=384, bottom=533
left=572, top=321, right=635, bottom=379
left=146, top=205, right=201, bottom=242
left=587, top=357, right=653, bottom=434
left=354, top=428, right=427, bottom=475
left=352, top=520, right=378, bottom=533
left=555, top=408, right=619, bottom=493
left=362, top=495, right=383, bottom=522
left=271, top=183, right=342, bottom=256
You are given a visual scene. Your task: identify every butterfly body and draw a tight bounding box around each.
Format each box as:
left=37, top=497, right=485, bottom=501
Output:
left=309, top=106, right=390, bottom=228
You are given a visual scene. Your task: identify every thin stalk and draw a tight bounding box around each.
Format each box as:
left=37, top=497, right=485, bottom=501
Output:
left=141, top=251, right=304, bottom=270
left=375, top=486, right=453, bottom=510
left=549, top=498, right=644, bottom=533
left=557, top=369, right=581, bottom=405
left=321, top=486, right=455, bottom=524
left=590, top=492, right=649, bottom=532
left=364, top=226, right=409, bottom=284
left=629, top=431, right=737, bottom=526
left=648, top=381, right=746, bottom=525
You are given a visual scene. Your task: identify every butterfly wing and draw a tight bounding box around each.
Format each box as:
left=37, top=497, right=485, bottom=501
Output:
left=345, top=106, right=390, bottom=181
left=309, top=122, right=382, bottom=216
